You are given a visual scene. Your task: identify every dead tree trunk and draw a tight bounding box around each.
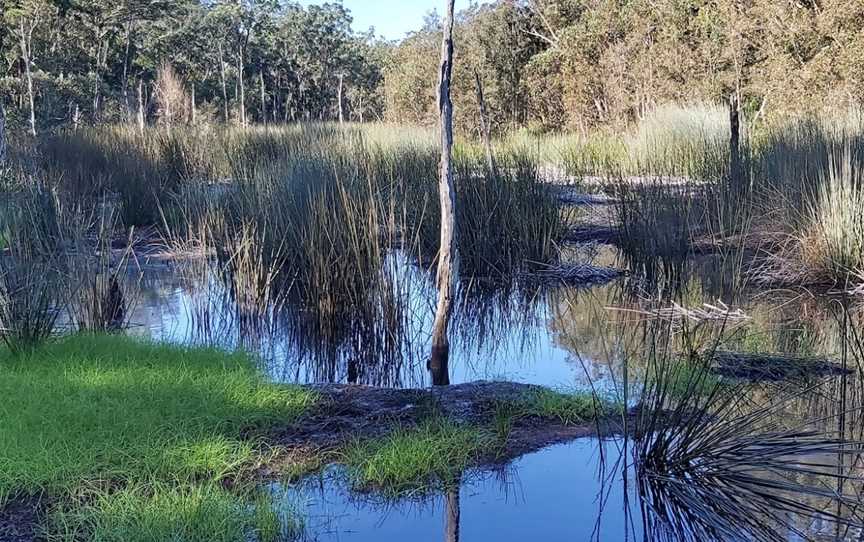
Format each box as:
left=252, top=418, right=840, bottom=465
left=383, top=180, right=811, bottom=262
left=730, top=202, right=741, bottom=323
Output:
left=429, top=0, right=457, bottom=387
left=237, top=47, right=246, bottom=127
left=473, top=68, right=495, bottom=174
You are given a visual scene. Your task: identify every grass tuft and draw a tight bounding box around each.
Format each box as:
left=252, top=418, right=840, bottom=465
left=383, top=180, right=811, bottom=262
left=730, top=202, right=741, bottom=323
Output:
left=341, top=418, right=495, bottom=495
left=49, top=483, right=287, bottom=542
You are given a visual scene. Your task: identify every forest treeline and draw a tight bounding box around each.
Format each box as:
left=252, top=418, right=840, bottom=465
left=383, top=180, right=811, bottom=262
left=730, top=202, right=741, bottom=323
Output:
left=2, top=0, right=863, bottom=135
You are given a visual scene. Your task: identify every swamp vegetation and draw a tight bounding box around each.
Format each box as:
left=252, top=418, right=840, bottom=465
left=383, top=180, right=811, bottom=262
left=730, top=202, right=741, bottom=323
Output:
left=1, top=108, right=864, bottom=539
left=3, top=1, right=864, bottom=538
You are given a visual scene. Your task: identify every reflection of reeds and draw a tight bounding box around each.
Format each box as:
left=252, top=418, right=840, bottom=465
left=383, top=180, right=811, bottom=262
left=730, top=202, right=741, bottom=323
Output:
left=565, top=282, right=864, bottom=540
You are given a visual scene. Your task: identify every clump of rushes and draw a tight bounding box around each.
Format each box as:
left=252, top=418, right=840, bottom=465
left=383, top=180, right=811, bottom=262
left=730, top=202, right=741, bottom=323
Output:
left=341, top=419, right=496, bottom=496
left=49, top=483, right=290, bottom=542
left=0, top=335, right=316, bottom=539
left=803, top=150, right=864, bottom=282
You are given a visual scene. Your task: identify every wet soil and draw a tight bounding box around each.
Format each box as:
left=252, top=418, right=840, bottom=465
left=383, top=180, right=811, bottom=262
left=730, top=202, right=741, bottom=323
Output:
left=711, top=351, right=853, bottom=381
left=266, top=382, right=620, bottom=472
left=0, top=496, right=42, bottom=542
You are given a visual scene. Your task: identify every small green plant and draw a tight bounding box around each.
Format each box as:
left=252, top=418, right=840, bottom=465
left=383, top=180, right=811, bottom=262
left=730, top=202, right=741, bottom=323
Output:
left=341, top=418, right=496, bottom=495
left=496, top=388, right=614, bottom=426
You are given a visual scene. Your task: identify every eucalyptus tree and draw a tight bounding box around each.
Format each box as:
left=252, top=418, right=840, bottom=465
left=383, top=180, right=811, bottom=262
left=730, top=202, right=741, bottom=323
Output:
left=208, top=0, right=278, bottom=126
left=3, top=0, right=57, bottom=135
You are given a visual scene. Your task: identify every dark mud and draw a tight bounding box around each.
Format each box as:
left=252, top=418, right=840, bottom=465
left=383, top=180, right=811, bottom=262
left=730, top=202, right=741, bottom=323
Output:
left=711, top=351, right=853, bottom=381
left=0, top=496, right=42, bottom=542
left=267, top=382, right=619, bottom=469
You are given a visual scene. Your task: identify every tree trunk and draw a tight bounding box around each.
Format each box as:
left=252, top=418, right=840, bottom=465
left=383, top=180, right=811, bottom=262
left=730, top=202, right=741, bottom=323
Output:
left=191, top=84, right=197, bottom=125
left=218, top=43, right=229, bottom=122
left=429, top=0, right=457, bottom=387
left=0, top=101, right=7, bottom=167
left=473, top=68, right=495, bottom=174
left=237, top=48, right=246, bottom=127
left=259, top=71, right=266, bottom=125
left=20, top=21, right=37, bottom=136
left=729, top=93, right=742, bottom=190
left=121, top=23, right=133, bottom=120
left=337, top=73, right=345, bottom=124
left=137, top=79, right=145, bottom=135
left=445, top=486, right=460, bottom=542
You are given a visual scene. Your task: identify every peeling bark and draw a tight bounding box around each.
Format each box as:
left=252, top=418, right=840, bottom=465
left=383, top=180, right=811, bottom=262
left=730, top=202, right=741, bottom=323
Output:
left=429, top=0, right=457, bottom=387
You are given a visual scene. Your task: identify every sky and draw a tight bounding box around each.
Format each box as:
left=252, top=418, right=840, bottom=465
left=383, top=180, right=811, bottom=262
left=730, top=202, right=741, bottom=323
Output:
left=299, top=1, right=456, bottom=41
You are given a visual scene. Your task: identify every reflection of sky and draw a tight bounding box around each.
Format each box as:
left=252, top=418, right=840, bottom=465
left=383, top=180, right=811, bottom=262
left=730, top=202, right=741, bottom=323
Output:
left=279, top=438, right=640, bottom=542
left=128, top=253, right=609, bottom=390
left=121, top=247, right=856, bottom=391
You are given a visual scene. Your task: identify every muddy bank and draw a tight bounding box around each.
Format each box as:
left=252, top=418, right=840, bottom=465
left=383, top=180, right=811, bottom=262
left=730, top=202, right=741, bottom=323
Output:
left=711, top=351, right=853, bottom=381
left=267, top=382, right=619, bottom=467
left=0, top=495, right=42, bottom=542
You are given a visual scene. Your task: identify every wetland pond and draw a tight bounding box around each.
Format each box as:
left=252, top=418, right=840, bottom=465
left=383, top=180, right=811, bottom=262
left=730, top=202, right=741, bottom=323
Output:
left=117, top=243, right=862, bottom=541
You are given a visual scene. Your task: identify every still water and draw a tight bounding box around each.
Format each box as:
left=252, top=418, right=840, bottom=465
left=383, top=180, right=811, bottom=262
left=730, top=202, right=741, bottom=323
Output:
left=125, top=245, right=854, bottom=392
left=119, top=246, right=863, bottom=541
left=278, top=439, right=639, bottom=542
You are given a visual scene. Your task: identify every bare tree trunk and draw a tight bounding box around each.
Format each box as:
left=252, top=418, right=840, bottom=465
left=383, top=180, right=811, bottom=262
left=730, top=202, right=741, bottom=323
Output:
left=73, top=103, right=80, bottom=131
left=137, top=79, right=145, bottom=135
left=473, top=68, right=495, bottom=174
left=259, top=71, right=266, bottom=125
left=429, top=0, right=457, bottom=387
left=337, top=73, right=345, bottom=124
left=19, top=21, right=37, bottom=136
left=218, top=43, right=229, bottom=122
left=237, top=48, right=246, bottom=127
left=0, top=101, right=7, bottom=166
left=191, top=84, right=196, bottom=125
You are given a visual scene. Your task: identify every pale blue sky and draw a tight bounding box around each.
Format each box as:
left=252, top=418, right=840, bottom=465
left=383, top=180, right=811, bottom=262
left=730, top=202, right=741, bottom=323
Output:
left=299, top=1, right=469, bottom=41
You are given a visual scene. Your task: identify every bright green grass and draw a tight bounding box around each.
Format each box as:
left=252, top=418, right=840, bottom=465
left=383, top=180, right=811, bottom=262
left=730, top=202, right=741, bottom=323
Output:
left=0, top=334, right=317, bottom=540
left=49, top=483, right=290, bottom=542
left=0, top=334, right=317, bottom=496
left=509, top=389, right=612, bottom=425
left=341, top=419, right=496, bottom=495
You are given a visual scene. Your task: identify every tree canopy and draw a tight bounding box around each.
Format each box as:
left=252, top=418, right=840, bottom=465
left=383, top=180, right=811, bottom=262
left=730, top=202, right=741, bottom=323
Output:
left=2, top=0, right=863, bottom=133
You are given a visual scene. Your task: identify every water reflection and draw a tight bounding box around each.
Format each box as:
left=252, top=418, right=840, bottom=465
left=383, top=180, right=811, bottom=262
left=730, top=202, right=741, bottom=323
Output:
left=274, top=424, right=864, bottom=542
left=276, top=439, right=638, bottom=542
left=114, top=244, right=864, bottom=539
left=121, top=245, right=864, bottom=393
